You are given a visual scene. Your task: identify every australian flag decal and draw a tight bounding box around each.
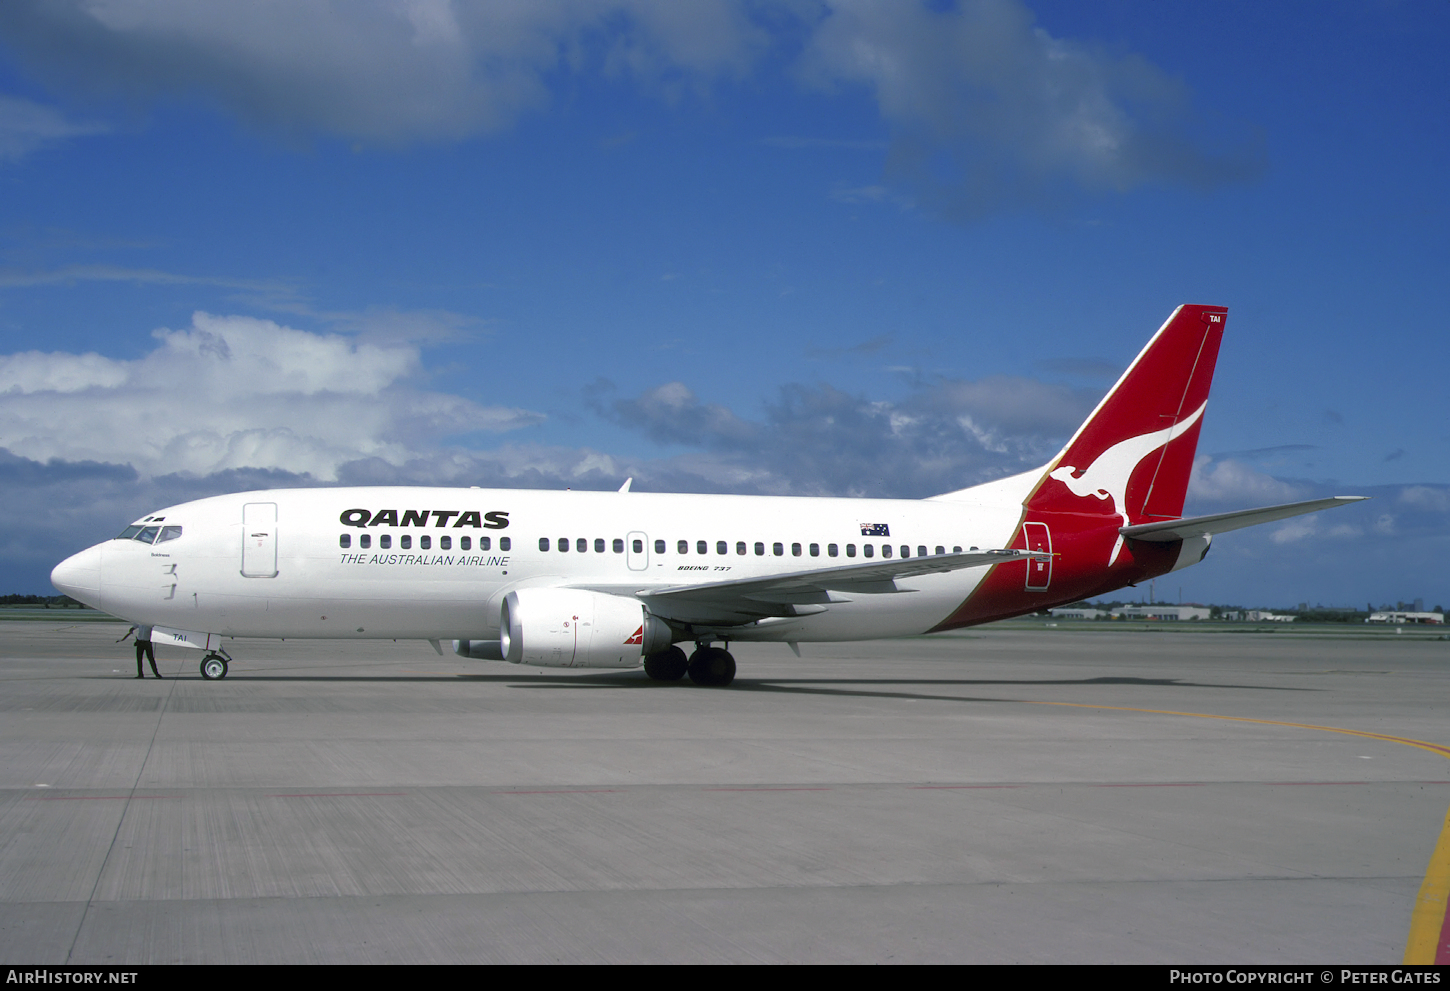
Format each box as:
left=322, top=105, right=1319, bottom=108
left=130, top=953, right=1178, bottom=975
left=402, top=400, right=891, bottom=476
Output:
left=860, top=523, right=890, bottom=536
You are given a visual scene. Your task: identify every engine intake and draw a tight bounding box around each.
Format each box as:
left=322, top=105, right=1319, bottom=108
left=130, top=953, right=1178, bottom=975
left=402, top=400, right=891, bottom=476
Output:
left=500, top=588, right=673, bottom=668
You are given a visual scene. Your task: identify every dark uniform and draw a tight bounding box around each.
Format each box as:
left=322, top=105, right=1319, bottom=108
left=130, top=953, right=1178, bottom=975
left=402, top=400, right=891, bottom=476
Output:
left=134, top=627, right=161, bottom=678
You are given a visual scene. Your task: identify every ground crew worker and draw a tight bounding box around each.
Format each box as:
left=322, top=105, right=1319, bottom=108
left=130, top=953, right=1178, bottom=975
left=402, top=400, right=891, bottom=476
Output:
left=129, top=625, right=161, bottom=678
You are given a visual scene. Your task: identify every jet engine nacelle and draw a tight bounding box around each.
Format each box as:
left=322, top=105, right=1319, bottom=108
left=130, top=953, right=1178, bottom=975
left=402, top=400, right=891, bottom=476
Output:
left=500, top=588, right=673, bottom=668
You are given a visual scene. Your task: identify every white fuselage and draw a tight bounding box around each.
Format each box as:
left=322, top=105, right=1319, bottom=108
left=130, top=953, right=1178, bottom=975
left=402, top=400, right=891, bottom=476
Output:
left=55, top=478, right=1040, bottom=645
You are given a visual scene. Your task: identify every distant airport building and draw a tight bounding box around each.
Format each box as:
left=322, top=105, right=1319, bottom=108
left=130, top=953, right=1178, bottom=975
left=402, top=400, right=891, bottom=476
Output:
left=1219, top=610, right=1296, bottom=622
left=1048, top=607, right=1106, bottom=620
left=1117, top=605, right=1211, bottom=621
left=1366, top=611, right=1444, bottom=625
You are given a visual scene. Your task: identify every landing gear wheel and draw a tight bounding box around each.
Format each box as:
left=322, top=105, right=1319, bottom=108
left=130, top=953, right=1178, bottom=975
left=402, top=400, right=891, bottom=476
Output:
left=644, top=645, right=688, bottom=681
left=687, top=647, right=736, bottom=687
left=200, top=654, right=229, bottom=680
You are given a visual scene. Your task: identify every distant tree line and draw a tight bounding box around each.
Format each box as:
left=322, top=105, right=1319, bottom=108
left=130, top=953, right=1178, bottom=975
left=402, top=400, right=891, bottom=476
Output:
left=0, top=594, right=86, bottom=608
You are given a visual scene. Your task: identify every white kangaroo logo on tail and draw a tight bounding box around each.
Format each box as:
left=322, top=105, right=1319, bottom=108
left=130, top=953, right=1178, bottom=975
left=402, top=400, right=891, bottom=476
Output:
left=1048, top=401, right=1206, bottom=565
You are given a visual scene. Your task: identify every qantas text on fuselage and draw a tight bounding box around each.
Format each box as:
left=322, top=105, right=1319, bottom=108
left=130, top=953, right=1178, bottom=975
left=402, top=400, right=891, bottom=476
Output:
left=51, top=305, right=1365, bottom=686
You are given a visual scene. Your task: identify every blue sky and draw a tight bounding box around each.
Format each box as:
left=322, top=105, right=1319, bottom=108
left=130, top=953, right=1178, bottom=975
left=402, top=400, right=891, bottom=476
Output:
left=0, top=0, right=1445, bottom=610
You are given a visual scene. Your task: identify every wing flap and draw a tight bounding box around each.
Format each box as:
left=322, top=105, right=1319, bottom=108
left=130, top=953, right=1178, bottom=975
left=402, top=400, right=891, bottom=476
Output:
left=567, top=548, right=1043, bottom=625
left=1119, top=495, right=1368, bottom=543
left=644, top=548, right=1041, bottom=601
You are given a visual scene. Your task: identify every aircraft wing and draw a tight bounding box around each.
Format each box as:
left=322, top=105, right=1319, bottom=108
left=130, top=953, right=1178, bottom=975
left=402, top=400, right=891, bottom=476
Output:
left=575, top=548, right=1045, bottom=625
left=1119, top=495, right=1369, bottom=543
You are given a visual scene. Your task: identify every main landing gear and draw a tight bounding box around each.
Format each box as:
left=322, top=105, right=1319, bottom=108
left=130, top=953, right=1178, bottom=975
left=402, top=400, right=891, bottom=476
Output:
left=199, top=649, right=232, bottom=680
left=643, top=645, right=688, bottom=681
left=643, top=643, right=735, bottom=687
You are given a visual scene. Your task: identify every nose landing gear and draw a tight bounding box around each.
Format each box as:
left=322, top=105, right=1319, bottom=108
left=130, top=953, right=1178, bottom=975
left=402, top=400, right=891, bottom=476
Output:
left=200, top=650, right=232, bottom=680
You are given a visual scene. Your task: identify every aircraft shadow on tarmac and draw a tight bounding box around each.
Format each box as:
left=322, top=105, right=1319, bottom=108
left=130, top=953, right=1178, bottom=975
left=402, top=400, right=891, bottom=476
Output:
left=493, top=672, right=1316, bottom=703
left=97, top=669, right=1315, bottom=702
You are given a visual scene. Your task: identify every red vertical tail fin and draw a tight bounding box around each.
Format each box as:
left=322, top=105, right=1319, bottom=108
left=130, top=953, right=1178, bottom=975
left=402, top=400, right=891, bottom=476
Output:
left=930, top=305, right=1227, bottom=633
left=1027, top=305, right=1226, bottom=530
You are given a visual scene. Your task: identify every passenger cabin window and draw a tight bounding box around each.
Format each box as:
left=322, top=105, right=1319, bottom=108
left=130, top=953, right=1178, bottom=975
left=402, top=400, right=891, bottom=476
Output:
left=577, top=538, right=587, bottom=553
left=754, top=542, right=765, bottom=556
left=632, top=539, right=643, bottom=553
left=698, top=541, right=708, bottom=555
left=935, top=545, right=945, bottom=555
left=717, top=541, right=727, bottom=555
left=956, top=546, right=965, bottom=553
left=401, top=535, right=411, bottom=549
left=480, top=537, right=491, bottom=551
left=864, top=544, right=875, bottom=558
left=655, top=539, right=666, bottom=554
left=440, top=536, right=451, bottom=551
left=678, top=540, right=688, bottom=554
left=360, top=534, right=372, bottom=549
left=613, top=538, right=625, bottom=553
left=540, top=537, right=550, bottom=551
left=558, top=537, right=569, bottom=552
left=156, top=526, right=182, bottom=544
left=339, top=533, right=351, bottom=548
left=828, top=544, right=838, bottom=557
left=460, top=536, right=471, bottom=551
left=595, top=538, right=605, bottom=553
left=880, top=544, right=890, bottom=558
left=792, top=543, right=802, bottom=557
left=809, top=543, right=819, bottom=557
left=499, top=537, right=511, bottom=551
left=379, top=534, right=391, bottom=549
left=918, top=546, right=927, bottom=558
left=420, top=535, right=431, bottom=550
left=845, top=544, right=856, bottom=558
left=736, top=542, right=746, bottom=555
left=773, top=543, right=783, bottom=556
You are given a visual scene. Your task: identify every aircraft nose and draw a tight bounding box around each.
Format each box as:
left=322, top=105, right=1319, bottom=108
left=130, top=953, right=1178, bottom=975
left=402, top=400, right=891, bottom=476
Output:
left=52, top=543, right=103, bottom=599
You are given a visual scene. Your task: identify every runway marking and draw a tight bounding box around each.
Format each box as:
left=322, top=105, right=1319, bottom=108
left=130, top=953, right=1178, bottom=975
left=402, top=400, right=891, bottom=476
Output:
left=1013, top=698, right=1450, bottom=965
left=1407, top=804, right=1450, bottom=965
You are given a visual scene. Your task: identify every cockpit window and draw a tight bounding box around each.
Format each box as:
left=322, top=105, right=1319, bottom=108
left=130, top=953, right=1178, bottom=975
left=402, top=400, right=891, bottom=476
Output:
left=155, top=526, right=183, bottom=544
left=116, top=525, right=144, bottom=540
left=136, top=526, right=161, bottom=544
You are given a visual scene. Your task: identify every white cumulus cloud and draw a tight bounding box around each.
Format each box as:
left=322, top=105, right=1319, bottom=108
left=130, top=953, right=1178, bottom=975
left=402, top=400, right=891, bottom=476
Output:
left=0, top=312, right=542, bottom=480
left=1188, top=456, right=1306, bottom=505
left=0, top=0, right=1259, bottom=213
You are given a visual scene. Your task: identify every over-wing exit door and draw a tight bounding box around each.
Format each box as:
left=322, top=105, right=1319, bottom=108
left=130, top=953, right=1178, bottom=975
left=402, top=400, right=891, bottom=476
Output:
left=241, top=502, right=278, bottom=578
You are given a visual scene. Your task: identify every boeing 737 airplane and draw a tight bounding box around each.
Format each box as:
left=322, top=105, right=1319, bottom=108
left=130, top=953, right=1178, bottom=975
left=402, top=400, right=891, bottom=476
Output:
left=51, top=305, right=1363, bottom=685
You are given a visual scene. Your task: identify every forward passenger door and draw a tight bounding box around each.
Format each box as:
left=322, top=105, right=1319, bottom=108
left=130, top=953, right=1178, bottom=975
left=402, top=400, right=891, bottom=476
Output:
left=241, top=502, right=278, bottom=578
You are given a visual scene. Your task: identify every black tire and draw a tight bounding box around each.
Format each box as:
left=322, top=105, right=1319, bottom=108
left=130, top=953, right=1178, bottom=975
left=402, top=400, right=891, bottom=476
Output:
left=644, top=645, right=688, bottom=681
left=687, top=647, right=736, bottom=687
left=200, top=655, right=228, bottom=680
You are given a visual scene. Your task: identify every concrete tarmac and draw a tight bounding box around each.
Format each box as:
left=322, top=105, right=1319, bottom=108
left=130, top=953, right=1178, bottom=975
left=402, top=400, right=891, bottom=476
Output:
left=1, top=620, right=1447, bottom=964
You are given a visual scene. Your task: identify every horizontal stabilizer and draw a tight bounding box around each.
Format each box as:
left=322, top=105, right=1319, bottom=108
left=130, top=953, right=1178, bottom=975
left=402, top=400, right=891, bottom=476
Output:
left=1119, top=496, right=1368, bottom=543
